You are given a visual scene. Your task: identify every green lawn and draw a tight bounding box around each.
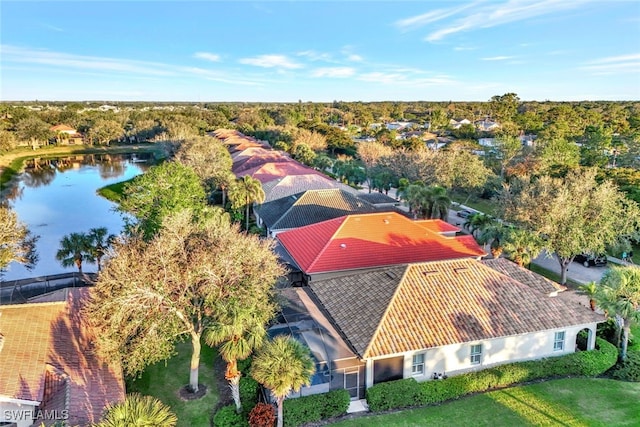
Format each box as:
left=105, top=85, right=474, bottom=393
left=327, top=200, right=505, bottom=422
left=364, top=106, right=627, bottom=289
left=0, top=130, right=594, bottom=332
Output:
left=332, top=378, right=640, bottom=427
left=126, top=340, right=219, bottom=427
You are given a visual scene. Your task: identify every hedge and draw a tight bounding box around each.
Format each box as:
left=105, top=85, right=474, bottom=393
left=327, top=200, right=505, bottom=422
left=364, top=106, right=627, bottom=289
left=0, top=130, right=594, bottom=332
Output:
left=213, top=404, right=247, bottom=427
left=283, top=389, right=350, bottom=427
left=366, top=338, right=617, bottom=412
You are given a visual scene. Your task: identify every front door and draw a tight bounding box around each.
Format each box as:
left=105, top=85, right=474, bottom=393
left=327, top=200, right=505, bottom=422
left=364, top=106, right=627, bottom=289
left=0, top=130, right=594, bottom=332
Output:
left=345, top=371, right=359, bottom=399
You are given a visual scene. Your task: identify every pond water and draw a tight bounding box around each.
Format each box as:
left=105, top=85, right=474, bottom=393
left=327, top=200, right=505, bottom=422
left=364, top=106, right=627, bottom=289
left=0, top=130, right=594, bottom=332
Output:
left=1, top=153, right=151, bottom=281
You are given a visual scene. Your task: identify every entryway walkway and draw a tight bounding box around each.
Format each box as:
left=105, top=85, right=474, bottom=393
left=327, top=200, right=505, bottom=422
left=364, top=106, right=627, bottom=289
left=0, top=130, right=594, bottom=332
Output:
left=347, top=399, right=369, bottom=413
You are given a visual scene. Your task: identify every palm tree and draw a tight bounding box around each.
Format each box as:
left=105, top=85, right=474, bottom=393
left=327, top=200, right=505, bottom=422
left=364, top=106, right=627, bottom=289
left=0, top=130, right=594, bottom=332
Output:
left=425, top=186, right=451, bottom=220
left=477, top=223, right=508, bottom=258
left=463, top=213, right=492, bottom=238
left=404, top=183, right=427, bottom=218
left=228, top=175, right=265, bottom=231
left=94, top=393, right=177, bottom=427
left=205, top=304, right=272, bottom=413
left=501, top=228, right=544, bottom=267
left=88, top=227, right=116, bottom=272
left=594, top=265, right=640, bottom=361
left=251, top=336, right=315, bottom=427
left=56, top=232, right=91, bottom=273
left=578, top=281, right=599, bottom=312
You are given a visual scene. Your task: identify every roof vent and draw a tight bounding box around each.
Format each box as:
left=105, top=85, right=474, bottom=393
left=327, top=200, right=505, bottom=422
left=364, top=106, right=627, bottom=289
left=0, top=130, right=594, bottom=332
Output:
left=340, top=243, right=347, bottom=249
left=422, top=270, right=440, bottom=276
left=454, top=267, right=469, bottom=273
left=383, top=219, right=390, bottom=224
left=386, top=271, right=397, bottom=279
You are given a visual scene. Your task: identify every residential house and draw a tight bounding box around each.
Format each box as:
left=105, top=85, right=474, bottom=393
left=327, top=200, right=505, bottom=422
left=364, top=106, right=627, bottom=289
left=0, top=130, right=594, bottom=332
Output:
left=255, top=189, right=386, bottom=238
left=475, top=119, right=500, bottom=132
left=0, top=288, right=125, bottom=427
left=275, top=211, right=485, bottom=282
left=50, top=124, right=84, bottom=145
left=449, top=118, right=472, bottom=129
left=287, top=258, right=602, bottom=396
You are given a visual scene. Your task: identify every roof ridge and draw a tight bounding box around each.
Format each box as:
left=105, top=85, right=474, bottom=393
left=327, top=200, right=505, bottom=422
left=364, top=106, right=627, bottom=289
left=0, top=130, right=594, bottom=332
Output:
left=306, top=216, right=349, bottom=273
left=362, top=264, right=410, bottom=359
left=0, top=300, right=66, bottom=310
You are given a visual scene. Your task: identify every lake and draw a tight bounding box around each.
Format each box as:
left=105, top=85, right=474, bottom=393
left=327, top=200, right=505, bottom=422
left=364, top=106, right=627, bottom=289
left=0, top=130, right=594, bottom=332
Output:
left=1, top=153, right=150, bottom=281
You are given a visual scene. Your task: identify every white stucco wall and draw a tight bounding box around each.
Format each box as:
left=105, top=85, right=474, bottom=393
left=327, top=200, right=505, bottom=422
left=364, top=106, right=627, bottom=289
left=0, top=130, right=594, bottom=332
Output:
left=399, top=325, right=595, bottom=381
left=0, top=399, right=38, bottom=427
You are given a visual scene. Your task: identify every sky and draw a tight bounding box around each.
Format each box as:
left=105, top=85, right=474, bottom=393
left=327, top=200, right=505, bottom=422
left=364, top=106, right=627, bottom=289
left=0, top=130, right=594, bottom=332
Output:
left=1, top=1, right=639, bottom=103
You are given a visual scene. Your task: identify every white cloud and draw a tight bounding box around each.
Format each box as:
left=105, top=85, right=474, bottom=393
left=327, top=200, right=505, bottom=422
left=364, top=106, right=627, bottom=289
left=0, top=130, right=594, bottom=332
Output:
left=311, top=67, right=355, bottom=78
left=346, top=54, right=363, bottom=62
left=415, top=0, right=593, bottom=42
left=581, top=53, right=640, bottom=75
left=481, top=56, right=516, bottom=61
left=0, top=44, right=175, bottom=76
left=194, top=52, right=221, bottom=62
left=358, top=71, right=454, bottom=86
left=0, top=44, right=265, bottom=86
left=395, top=3, right=478, bottom=31
left=238, top=54, right=303, bottom=69
left=297, top=50, right=334, bottom=62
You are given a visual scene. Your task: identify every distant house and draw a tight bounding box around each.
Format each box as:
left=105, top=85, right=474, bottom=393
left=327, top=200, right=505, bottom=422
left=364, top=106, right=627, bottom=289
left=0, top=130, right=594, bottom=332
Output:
left=269, top=257, right=602, bottom=399
left=449, top=118, right=471, bottom=129
left=255, top=189, right=384, bottom=237
left=0, top=288, right=125, bottom=427
left=50, top=124, right=84, bottom=145
left=475, top=119, right=500, bottom=132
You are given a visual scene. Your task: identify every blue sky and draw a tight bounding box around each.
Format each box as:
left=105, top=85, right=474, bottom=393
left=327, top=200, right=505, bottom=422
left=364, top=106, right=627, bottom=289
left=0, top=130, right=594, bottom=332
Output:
left=1, top=1, right=639, bottom=102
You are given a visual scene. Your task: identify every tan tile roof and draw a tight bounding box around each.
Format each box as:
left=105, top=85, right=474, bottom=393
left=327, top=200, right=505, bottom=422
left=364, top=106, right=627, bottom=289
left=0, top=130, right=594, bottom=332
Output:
left=310, top=259, right=603, bottom=359
left=0, top=302, right=66, bottom=402
left=0, top=289, right=125, bottom=425
left=482, top=258, right=566, bottom=296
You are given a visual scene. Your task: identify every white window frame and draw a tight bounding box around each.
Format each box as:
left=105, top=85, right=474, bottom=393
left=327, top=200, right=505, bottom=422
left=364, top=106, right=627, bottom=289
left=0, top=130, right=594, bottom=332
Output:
left=412, top=353, right=425, bottom=376
left=470, top=344, right=482, bottom=365
left=554, top=331, right=566, bottom=351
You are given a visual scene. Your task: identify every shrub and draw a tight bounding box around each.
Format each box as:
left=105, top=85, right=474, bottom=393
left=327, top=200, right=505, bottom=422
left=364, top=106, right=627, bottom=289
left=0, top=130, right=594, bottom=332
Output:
left=365, top=378, right=423, bottom=412
left=611, top=352, right=640, bottom=382
left=283, top=389, right=350, bottom=427
left=366, top=338, right=617, bottom=412
left=240, top=375, right=260, bottom=415
left=249, top=403, right=276, bottom=427
left=214, top=405, right=247, bottom=427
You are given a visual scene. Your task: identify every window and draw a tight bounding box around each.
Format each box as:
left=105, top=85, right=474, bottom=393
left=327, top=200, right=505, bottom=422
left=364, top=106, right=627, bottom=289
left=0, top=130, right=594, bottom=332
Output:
left=470, top=344, right=482, bottom=365
left=412, top=353, right=425, bottom=375
left=554, top=331, right=566, bottom=351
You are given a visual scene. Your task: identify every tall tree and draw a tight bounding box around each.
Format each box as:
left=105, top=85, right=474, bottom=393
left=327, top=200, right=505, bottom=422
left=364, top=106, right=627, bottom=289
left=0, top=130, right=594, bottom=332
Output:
left=56, top=232, right=91, bottom=273
left=15, top=117, right=53, bottom=149
left=228, top=175, right=266, bottom=231
left=205, top=303, right=274, bottom=413
left=0, top=206, right=38, bottom=270
left=251, top=336, right=315, bottom=427
left=118, top=161, right=206, bottom=239
left=87, top=119, right=124, bottom=146
left=87, top=209, right=283, bottom=393
left=173, top=135, right=233, bottom=201
left=595, top=265, right=640, bottom=361
left=357, top=141, right=393, bottom=193
left=498, top=168, right=640, bottom=284
left=486, top=134, right=523, bottom=178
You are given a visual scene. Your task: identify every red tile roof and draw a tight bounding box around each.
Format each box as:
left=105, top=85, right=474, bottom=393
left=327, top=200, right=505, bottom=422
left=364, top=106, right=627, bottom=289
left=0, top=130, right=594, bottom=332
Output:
left=232, top=152, right=293, bottom=174
left=277, top=212, right=486, bottom=274
left=415, top=219, right=460, bottom=233
left=238, top=161, right=325, bottom=184
left=0, top=289, right=125, bottom=425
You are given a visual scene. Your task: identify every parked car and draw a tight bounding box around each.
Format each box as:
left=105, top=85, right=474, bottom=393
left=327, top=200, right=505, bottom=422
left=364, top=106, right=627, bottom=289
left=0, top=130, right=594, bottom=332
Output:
left=573, top=253, right=608, bottom=267
left=456, top=209, right=474, bottom=218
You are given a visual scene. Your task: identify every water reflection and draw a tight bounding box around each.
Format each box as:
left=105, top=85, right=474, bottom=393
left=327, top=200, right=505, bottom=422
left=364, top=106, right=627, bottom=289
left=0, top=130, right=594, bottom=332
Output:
left=1, top=153, right=152, bottom=281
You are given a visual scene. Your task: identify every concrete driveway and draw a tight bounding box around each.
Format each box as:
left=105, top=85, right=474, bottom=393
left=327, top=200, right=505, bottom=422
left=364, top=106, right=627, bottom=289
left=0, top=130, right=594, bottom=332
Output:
left=531, top=251, right=611, bottom=285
